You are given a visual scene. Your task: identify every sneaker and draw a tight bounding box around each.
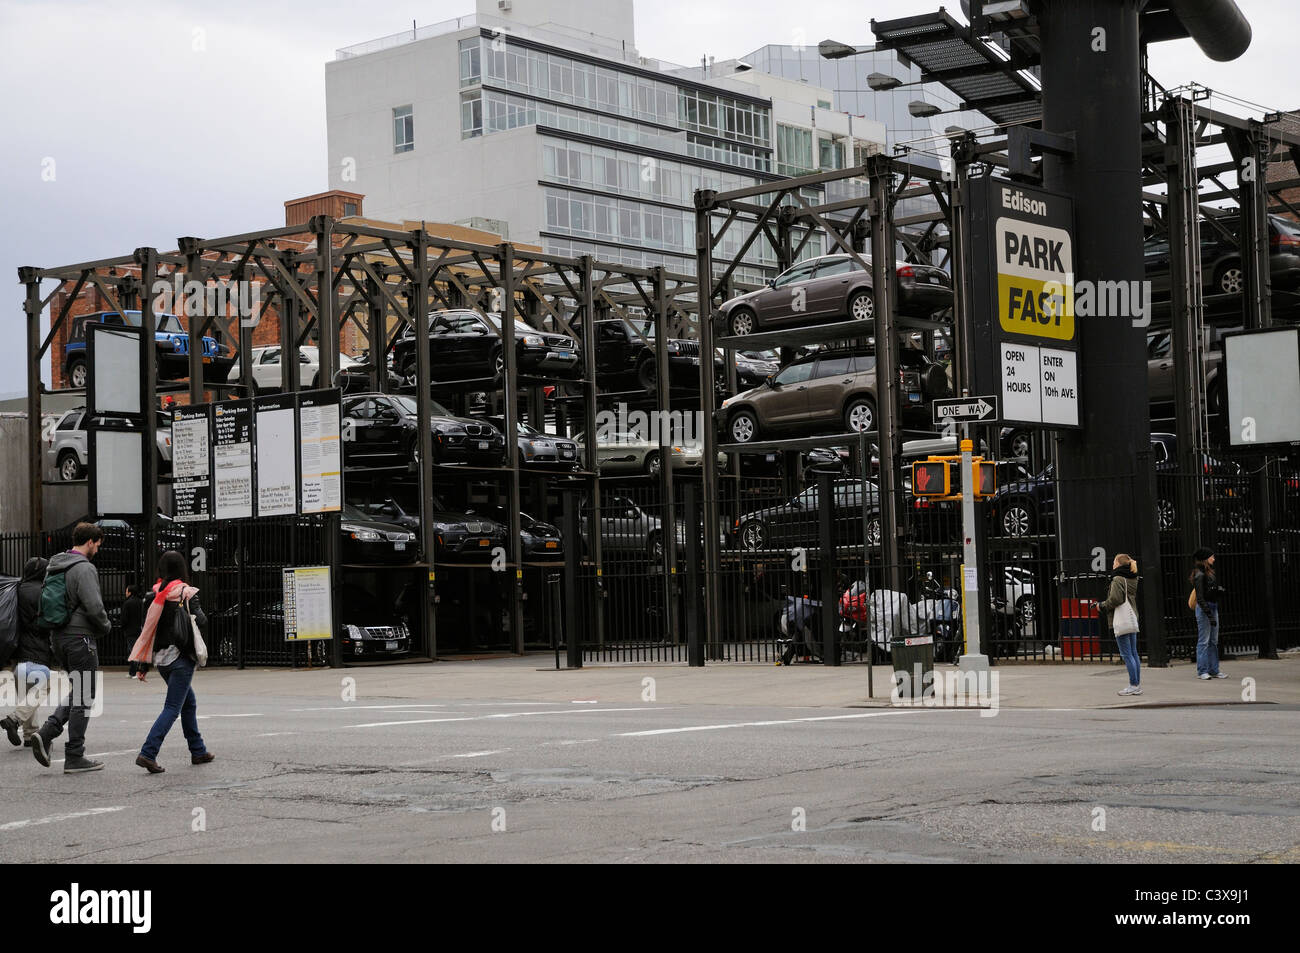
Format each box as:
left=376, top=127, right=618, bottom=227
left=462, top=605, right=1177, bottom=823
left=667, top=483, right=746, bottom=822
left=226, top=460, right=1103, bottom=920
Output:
left=1213, top=672, right=1228, bottom=678
left=29, top=733, right=50, bottom=768
left=0, top=717, right=20, bottom=747
left=191, top=752, right=215, bottom=765
left=1198, top=673, right=1212, bottom=680
left=1128, top=686, right=1142, bottom=696
left=63, top=756, right=104, bottom=774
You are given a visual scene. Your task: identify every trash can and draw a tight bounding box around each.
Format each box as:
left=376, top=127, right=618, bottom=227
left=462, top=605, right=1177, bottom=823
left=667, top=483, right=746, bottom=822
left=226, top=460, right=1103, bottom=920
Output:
left=1059, top=573, right=1107, bottom=659
left=892, top=633, right=935, bottom=699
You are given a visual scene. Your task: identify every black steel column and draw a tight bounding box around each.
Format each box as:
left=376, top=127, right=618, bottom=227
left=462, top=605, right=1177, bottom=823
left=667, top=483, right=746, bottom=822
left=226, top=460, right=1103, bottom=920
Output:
left=694, top=191, right=722, bottom=655
left=652, top=266, right=679, bottom=644
left=412, top=230, right=438, bottom=660
left=684, top=481, right=703, bottom=666
left=1039, top=0, right=1155, bottom=576
left=135, top=248, right=159, bottom=577
left=818, top=472, right=839, bottom=666
left=184, top=246, right=205, bottom=405
left=19, top=270, right=42, bottom=535
left=562, top=491, right=582, bottom=668
left=868, top=157, right=903, bottom=590
left=498, top=242, right=525, bottom=654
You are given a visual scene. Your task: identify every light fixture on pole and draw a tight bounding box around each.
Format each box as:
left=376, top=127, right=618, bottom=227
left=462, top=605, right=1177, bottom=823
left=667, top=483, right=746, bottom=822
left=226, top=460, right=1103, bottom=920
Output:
left=818, top=39, right=863, bottom=59
left=908, top=100, right=944, bottom=118
left=867, top=72, right=902, bottom=91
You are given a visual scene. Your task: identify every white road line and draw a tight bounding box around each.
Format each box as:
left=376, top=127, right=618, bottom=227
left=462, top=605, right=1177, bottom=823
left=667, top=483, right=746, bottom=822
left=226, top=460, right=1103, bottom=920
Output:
left=615, top=711, right=912, bottom=737
left=345, top=706, right=659, bottom=729
left=0, top=806, right=127, bottom=832
left=448, top=749, right=510, bottom=758
left=255, top=732, right=298, bottom=738
left=555, top=738, right=600, bottom=746
left=287, top=704, right=450, bottom=712
left=197, top=713, right=264, bottom=719
left=52, top=749, right=139, bottom=765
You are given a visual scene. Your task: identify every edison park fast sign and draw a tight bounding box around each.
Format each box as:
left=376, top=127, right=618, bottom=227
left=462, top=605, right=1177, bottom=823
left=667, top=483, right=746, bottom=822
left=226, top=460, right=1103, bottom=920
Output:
left=969, top=178, right=1080, bottom=429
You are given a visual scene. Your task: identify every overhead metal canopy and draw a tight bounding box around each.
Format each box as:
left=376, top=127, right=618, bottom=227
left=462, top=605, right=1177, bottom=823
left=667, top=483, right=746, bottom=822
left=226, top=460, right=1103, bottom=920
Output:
left=870, top=9, right=1042, bottom=128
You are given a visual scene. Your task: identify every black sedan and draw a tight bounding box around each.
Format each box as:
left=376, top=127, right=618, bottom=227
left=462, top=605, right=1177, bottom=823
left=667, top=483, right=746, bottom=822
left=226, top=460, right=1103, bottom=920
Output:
left=338, top=584, right=413, bottom=659
left=345, top=496, right=510, bottom=560
left=481, top=415, right=580, bottom=470
left=341, top=393, right=507, bottom=468
left=467, top=505, right=564, bottom=558
left=341, top=504, right=417, bottom=564
left=734, top=479, right=882, bottom=552
left=392, top=309, right=581, bottom=383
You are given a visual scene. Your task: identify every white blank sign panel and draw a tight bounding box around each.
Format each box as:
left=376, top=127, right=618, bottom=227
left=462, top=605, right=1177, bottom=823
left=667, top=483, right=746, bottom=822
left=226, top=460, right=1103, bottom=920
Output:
left=89, top=327, right=142, bottom=416
left=94, top=430, right=144, bottom=515
left=1226, top=329, right=1300, bottom=446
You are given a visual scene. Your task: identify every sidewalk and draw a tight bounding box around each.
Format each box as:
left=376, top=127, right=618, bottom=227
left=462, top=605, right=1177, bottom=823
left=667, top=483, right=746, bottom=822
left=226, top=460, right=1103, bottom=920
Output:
left=151, top=651, right=1300, bottom=710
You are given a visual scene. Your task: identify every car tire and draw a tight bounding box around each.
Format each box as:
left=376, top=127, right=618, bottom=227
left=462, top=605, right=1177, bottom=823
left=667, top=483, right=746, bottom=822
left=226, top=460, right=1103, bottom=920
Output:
left=646, top=532, right=664, bottom=564
left=490, top=347, right=505, bottom=379
left=728, top=409, right=760, bottom=444
left=728, top=307, right=757, bottom=336
left=865, top=516, right=882, bottom=547
left=1007, top=429, right=1033, bottom=460
left=67, top=359, right=87, bottom=390
left=57, top=451, right=83, bottom=482
left=1015, top=595, right=1036, bottom=631
left=847, top=290, right=874, bottom=322
left=843, top=396, right=876, bottom=434
left=998, top=498, right=1036, bottom=538
left=644, top=450, right=661, bottom=477
left=923, top=364, right=951, bottom=399
left=637, top=359, right=657, bottom=393
left=739, top=520, right=767, bottom=551
left=1214, top=261, right=1244, bottom=296
left=1156, top=496, right=1176, bottom=531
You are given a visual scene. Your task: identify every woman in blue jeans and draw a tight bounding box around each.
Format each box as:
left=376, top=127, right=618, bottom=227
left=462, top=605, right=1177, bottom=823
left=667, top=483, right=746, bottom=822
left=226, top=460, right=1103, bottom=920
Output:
left=1191, top=547, right=1226, bottom=679
left=1101, top=554, right=1141, bottom=695
left=133, top=551, right=214, bottom=773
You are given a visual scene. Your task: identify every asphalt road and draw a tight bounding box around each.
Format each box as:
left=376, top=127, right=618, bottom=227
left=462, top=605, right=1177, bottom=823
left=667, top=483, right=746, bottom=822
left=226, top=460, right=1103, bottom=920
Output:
left=0, top=681, right=1295, bottom=863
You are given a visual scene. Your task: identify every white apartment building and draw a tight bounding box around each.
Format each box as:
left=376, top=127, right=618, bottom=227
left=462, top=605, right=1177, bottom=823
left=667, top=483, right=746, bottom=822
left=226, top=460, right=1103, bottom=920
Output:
left=325, top=0, right=886, bottom=281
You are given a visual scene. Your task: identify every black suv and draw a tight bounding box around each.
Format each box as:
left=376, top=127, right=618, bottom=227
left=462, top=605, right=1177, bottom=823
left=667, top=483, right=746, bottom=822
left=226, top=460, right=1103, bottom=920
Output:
left=340, top=393, right=506, bottom=467
left=391, top=310, right=581, bottom=383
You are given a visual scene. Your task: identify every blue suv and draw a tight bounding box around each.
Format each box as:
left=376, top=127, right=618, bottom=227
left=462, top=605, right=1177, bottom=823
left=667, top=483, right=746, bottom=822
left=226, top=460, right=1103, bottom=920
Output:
left=64, top=310, right=234, bottom=389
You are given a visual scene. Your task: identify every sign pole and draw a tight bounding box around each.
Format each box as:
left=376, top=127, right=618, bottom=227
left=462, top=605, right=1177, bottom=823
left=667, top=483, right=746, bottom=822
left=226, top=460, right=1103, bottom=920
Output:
left=958, top=427, right=989, bottom=675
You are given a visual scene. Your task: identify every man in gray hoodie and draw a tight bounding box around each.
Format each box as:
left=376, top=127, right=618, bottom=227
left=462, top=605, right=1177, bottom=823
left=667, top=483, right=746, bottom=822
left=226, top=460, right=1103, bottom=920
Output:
left=30, top=522, right=110, bottom=773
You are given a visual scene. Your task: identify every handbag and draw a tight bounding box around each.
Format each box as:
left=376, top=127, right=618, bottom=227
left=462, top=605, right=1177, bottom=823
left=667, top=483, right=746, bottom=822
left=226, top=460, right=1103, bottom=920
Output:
left=190, top=611, right=208, bottom=668
left=1188, top=587, right=1197, bottom=611
left=1113, top=600, right=1139, bottom=635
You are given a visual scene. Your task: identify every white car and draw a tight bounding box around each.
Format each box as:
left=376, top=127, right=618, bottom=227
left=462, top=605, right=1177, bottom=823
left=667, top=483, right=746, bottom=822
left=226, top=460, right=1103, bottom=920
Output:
left=230, top=346, right=357, bottom=393
left=45, top=408, right=172, bottom=482
left=998, top=565, right=1037, bottom=632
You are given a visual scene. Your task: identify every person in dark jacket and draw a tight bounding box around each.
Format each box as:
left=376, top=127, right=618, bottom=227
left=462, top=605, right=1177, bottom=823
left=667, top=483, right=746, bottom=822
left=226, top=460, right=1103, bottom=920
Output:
left=134, top=550, right=213, bottom=774
left=1100, top=553, right=1141, bottom=696
left=1, top=557, right=52, bottom=746
left=31, top=523, right=111, bottom=774
left=122, top=584, right=146, bottom=679
left=1191, top=546, right=1225, bottom=679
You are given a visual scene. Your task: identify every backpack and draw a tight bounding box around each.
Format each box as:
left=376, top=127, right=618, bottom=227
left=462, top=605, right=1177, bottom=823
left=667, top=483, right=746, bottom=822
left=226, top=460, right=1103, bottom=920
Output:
left=38, top=565, right=73, bottom=630
left=0, top=576, right=19, bottom=666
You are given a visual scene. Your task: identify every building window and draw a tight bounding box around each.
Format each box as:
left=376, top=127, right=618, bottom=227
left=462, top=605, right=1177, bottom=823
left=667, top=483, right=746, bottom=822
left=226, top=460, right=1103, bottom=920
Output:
left=777, top=124, right=813, bottom=176
left=817, top=99, right=832, bottom=110
left=458, top=38, right=481, bottom=87
left=460, top=93, right=482, bottom=138
left=393, top=105, right=414, bottom=153
left=343, top=202, right=358, bottom=217
left=818, top=136, right=844, bottom=171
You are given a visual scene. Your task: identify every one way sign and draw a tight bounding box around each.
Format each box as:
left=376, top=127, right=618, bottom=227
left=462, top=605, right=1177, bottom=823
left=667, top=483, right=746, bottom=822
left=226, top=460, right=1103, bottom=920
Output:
left=932, top=396, right=999, bottom=426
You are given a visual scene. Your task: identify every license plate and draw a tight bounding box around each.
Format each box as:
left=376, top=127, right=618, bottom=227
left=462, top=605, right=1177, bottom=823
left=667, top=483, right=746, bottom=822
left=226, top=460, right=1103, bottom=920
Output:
left=202, top=357, right=212, bottom=364
left=394, top=542, right=406, bottom=551
left=909, top=392, right=921, bottom=403
left=927, top=276, right=940, bottom=284
left=478, top=538, right=489, bottom=547
left=553, top=349, right=574, bottom=357
left=562, top=449, right=574, bottom=457
left=545, top=541, right=558, bottom=549
left=385, top=640, right=397, bottom=651
left=477, top=441, right=489, bottom=450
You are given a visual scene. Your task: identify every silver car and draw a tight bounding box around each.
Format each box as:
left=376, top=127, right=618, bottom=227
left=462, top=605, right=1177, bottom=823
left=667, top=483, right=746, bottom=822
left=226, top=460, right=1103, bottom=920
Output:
left=45, top=408, right=173, bottom=482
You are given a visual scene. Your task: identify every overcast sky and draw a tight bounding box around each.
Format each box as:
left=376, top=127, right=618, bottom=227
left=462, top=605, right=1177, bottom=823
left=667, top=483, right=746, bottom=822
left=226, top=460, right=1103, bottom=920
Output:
left=2, top=0, right=1296, bottom=397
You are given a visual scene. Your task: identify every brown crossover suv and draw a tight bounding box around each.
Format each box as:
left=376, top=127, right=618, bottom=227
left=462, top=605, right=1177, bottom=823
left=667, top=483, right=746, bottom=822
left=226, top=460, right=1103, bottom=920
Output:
left=716, top=254, right=952, bottom=337
left=719, top=347, right=950, bottom=444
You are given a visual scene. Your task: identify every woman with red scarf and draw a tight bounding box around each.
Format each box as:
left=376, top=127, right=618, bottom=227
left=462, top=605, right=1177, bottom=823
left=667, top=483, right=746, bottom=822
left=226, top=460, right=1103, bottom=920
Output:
left=128, top=550, right=214, bottom=773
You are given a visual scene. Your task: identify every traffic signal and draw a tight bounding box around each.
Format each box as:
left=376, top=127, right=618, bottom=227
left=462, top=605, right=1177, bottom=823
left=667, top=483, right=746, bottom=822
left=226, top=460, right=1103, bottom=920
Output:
left=973, top=459, right=997, bottom=498
left=912, top=460, right=951, bottom=496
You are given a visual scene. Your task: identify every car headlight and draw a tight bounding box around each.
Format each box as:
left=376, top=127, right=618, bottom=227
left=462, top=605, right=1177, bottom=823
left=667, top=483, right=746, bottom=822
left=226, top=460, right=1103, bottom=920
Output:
left=345, top=624, right=361, bottom=640
left=667, top=341, right=681, bottom=354
left=522, top=334, right=543, bottom=346
left=342, top=524, right=382, bottom=541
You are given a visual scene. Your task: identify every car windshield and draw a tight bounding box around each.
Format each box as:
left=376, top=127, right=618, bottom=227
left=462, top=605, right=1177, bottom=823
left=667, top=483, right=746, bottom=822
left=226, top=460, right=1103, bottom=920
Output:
left=341, top=504, right=367, bottom=521
left=391, top=395, right=451, bottom=417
